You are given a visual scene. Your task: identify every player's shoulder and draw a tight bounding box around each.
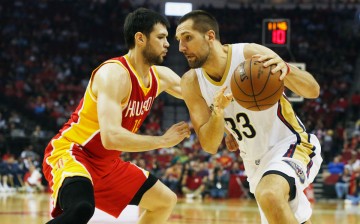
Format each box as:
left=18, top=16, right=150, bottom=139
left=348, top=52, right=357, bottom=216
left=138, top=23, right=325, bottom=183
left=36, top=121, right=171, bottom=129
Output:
left=94, top=61, right=130, bottom=84
left=91, top=61, right=131, bottom=96
left=97, top=61, right=128, bottom=75
left=243, top=43, right=268, bottom=56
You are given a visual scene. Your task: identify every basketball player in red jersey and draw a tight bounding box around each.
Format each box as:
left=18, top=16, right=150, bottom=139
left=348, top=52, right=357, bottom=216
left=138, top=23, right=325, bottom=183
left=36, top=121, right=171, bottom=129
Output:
left=43, top=8, right=190, bottom=224
left=176, top=10, right=322, bottom=224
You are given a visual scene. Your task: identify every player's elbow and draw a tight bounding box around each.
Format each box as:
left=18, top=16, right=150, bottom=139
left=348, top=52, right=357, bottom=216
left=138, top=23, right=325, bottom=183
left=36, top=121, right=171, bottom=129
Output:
left=100, top=130, right=117, bottom=150
left=101, top=136, right=114, bottom=150
left=204, top=149, right=218, bottom=155
left=198, top=135, right=221, bottom=154
left=202, top=144, right=218, bottom=155
left=305, top=83, right=320, bottom=99
left=312, top=83, right=320, bottom=98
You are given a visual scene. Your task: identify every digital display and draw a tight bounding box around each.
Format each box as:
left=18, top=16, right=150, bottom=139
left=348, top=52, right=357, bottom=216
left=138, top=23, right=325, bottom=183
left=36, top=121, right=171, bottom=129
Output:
left=262, top=19, right=290, bottom=47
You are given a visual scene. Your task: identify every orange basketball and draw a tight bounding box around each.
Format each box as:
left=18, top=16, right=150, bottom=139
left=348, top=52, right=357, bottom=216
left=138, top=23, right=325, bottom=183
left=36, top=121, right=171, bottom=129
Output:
left=230, top=58, right=284, bottom=111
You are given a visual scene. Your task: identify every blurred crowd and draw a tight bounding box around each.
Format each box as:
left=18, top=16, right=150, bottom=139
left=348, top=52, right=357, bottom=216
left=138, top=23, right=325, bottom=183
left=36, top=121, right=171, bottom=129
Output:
left=0, top=0, right=359, bottom=198
left=0, top=144, right=43, bottom=193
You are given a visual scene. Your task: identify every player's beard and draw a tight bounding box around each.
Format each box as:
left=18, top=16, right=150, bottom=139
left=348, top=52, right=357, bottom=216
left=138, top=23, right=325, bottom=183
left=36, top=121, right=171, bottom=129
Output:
left=187, top=43, right=210, bottom=68
left=143, top=44, right=163, bottom=65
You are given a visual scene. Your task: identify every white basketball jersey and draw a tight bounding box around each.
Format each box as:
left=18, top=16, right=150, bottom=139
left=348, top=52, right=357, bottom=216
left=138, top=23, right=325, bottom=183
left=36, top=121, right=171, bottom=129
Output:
left=195, top=43, right=316, bottom=170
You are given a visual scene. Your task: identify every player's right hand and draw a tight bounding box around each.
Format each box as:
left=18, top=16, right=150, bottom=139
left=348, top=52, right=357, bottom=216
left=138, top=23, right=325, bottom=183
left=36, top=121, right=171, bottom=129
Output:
left=161, top=121, right=190, bottom=148
left=253, top=54, right=289, bottom=80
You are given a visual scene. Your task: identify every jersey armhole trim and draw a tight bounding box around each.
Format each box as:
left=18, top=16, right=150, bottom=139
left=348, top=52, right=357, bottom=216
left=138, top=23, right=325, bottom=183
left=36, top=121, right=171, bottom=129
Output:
left=89, top=60, right=132, bottom=106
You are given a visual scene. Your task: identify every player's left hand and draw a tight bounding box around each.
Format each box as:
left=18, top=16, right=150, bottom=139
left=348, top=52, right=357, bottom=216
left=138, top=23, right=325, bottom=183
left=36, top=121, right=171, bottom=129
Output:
left=225, top=133, right=239, bottom=152
left=213, top=86, right=233, bottom=111
left=252, top=54, right=289, bottom=80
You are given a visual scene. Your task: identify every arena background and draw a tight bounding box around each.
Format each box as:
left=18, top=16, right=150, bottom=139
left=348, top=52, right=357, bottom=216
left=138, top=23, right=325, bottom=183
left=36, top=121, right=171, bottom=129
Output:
left=0, top=0, right=359, bottom=223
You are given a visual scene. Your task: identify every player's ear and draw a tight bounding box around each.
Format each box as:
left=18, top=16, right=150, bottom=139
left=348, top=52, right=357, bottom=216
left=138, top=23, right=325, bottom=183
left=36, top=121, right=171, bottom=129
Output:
left=206, top=30, right=216, bottom=41
left=135, top=32, right=146, bottom=46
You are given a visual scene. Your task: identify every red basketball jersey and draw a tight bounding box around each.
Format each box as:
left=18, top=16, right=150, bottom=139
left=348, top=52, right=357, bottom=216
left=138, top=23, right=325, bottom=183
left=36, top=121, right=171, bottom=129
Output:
left=53, top=55, right=160, bottom=159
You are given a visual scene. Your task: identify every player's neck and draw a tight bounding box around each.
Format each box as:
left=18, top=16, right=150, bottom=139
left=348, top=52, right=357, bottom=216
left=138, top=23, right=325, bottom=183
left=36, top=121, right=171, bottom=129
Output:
left=202, top=44, right=228, bottom=80
left=127, top=50, right=151, bottom=79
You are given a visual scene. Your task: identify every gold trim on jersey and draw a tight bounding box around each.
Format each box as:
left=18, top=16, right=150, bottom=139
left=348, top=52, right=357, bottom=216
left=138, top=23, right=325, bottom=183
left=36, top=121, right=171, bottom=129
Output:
left=87, top=82, right=97, bottom=103
left=279, top=96, right=314, bottom=166
left=124, top=55, right=153, bottom=96
left=202, top=44, right=232, bottom=86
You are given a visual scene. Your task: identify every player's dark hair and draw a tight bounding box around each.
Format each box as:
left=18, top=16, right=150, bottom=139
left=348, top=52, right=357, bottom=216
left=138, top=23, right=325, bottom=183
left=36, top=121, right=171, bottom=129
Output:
left=124, top=8, right=170, bottom=49
left=178, top=10, right=220, bottom=41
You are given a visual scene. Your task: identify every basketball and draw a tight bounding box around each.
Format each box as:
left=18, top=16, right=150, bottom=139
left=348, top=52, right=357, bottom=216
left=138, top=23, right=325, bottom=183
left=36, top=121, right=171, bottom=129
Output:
left=230, top=58, right=284, bottom=111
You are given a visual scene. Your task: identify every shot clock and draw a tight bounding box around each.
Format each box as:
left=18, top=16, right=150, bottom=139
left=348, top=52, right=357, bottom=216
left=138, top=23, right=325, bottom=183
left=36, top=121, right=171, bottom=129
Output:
left=262, top=19, right=290, bottom=48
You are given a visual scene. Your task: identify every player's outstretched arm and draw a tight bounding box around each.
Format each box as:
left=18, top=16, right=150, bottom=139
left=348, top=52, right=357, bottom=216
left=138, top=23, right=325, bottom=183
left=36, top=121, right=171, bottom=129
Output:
left=155, top=66, right=182, bottom=99
left=244, top=43, right=320, bottom=99
left=93, top=63, right=190, bottom=152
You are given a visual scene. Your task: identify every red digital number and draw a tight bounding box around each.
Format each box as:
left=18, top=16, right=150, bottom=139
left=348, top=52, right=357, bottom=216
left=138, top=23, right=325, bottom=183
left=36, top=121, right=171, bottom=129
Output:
left=272, top=30, right=286, bottom=44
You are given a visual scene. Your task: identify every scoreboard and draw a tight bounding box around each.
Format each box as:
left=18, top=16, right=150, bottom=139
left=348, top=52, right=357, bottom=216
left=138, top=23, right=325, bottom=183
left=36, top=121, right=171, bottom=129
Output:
left=262, top=19, right=290, bottom=48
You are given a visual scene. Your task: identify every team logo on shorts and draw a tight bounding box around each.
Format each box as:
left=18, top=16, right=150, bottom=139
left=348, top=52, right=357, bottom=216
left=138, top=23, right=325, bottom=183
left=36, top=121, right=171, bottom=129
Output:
left=283, top=160, right=305, bottom=184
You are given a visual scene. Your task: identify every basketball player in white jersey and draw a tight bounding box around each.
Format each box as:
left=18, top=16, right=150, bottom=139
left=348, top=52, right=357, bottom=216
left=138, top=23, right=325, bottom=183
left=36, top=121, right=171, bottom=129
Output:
left=176, top=10, right=323, bottom=224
